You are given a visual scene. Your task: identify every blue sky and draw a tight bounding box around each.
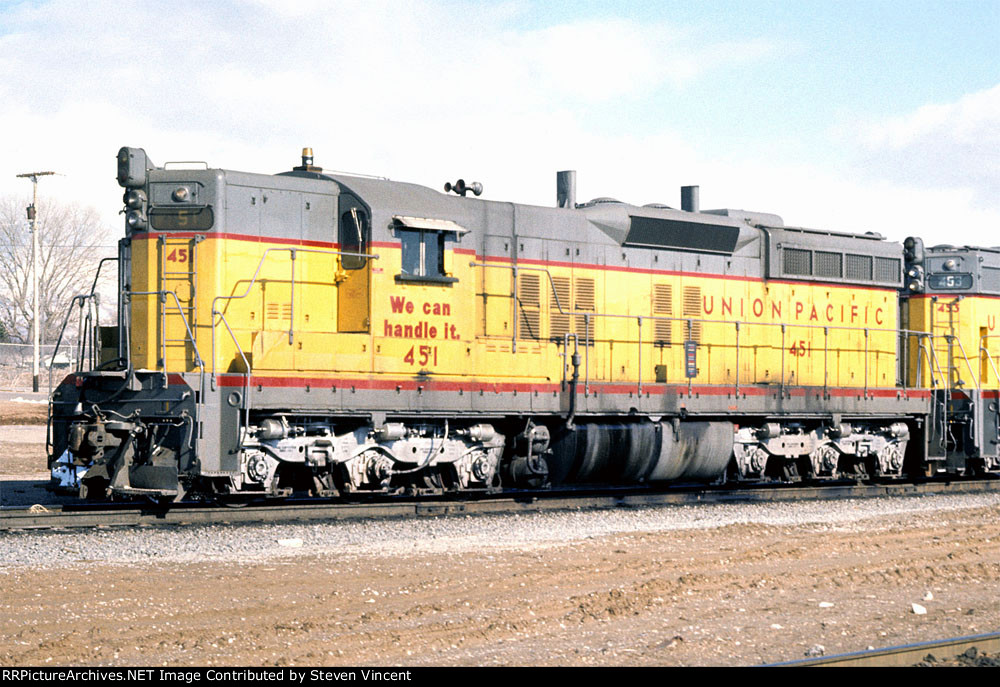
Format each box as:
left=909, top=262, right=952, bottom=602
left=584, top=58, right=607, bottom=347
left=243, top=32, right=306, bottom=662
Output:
left=1, top=0, right=998, bottom=245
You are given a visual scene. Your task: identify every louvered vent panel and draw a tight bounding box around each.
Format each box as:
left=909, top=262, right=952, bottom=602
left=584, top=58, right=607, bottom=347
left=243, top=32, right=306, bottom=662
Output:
left=875, top=257, right=901, bottom=283
left=519, top=273, right=540, bottom=306
left=653, top=283, right=673, bottom=345
left=574, top=277, right=596, bottom=344
left=550, top=276, right=571, bottom=340
left=846, top=254, right=873, bottom=281
left=266, top=303, right=292, bottom=320
left=682, top=286, right=702, bottom=343
left=815, top=251, right=842, bottom=278
left=518, top=310, right=541, bottom=340
left=518, top=273, right=541, bottom=340
left=783, top=248, right=812, bottom=276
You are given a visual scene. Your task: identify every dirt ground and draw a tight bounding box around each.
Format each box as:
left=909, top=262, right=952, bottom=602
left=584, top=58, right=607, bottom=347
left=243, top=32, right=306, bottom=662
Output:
left=0, top=399, right=47, bottom=427
left=0, top=401, right=49, bottom=477
left=1, top=505, right=997, bottom=667
left=2, top=410, right=999, bottom=667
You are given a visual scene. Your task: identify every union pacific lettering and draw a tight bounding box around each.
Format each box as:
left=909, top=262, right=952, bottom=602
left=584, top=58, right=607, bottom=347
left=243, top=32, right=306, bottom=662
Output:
left=701, top=295, right=888, bottom=326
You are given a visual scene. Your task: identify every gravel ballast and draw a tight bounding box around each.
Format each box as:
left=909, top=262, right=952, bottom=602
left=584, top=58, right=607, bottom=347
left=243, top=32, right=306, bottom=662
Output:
left=2, top=492, right=998, bottom=667
left=3, top=492, right=997, bottom=569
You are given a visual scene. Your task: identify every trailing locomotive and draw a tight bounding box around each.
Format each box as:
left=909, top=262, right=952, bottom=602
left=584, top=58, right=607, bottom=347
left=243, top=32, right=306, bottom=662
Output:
left=46, top=148, right=1000, bottom=500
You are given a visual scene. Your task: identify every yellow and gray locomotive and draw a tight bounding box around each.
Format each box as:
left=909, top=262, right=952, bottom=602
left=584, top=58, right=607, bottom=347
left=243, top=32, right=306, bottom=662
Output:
left=47, top=148, right=1000, bottom=500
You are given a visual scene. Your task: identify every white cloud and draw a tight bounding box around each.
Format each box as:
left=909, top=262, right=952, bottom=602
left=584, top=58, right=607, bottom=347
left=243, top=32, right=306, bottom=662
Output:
left=0, top=1, right=779, bottom=223
left=0, top=0, right=995, bottom=254
left=851, top=83, right=1000, bottom=212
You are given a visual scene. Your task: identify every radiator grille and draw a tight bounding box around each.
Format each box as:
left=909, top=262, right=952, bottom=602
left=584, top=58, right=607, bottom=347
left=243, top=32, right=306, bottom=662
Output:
left=875, top=257, right=901, bottom=283
left=845, top=254, right=873, bottom=281
left=783, top=248, right=812, bottom=276
left=815, top=251, right=842, bottom=278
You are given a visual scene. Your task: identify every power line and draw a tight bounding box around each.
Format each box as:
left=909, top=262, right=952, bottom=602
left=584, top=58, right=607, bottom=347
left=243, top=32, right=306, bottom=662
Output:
left=0, top=243, right=118, bottom=249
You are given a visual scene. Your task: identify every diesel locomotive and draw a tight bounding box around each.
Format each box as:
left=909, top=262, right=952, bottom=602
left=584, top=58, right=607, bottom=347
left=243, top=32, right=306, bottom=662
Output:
left=46, top=148, right=1000, bottom=500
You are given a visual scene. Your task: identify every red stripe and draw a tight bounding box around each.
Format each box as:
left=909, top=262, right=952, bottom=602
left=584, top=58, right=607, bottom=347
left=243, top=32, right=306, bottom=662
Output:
left=473, top=254, right=899, bottom=292
left=952, top=390, right=1000, bottom=399
left=910, top=293, right=1000, bottom=301
left=134, top=231, right=339, bottom=250
left=216, top=373, right=933, bottom=399
left=62, top=369, right=936, bottom=400
left=132, top=232, right=899, bottom=290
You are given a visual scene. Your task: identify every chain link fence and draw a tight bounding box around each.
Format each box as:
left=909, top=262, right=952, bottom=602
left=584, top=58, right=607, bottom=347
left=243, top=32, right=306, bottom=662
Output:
left=0, top=342, right=81, bottom=392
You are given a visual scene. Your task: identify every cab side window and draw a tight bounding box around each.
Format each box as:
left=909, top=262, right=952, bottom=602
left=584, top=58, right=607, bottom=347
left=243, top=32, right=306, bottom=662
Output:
left=399, top=229, right=447, bottom=279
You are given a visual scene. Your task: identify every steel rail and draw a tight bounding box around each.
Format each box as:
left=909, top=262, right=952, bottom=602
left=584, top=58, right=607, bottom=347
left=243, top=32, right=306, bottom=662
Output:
left=2, top=477, right=997, bottom=531
left=769, top=632, right=1000, bottom=667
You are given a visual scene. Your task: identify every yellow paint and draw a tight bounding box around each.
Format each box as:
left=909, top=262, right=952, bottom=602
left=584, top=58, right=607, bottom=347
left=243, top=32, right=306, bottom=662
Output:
left=128, top=235, right=907, bottom=390
left=906, top=294, right=1000, bottom=388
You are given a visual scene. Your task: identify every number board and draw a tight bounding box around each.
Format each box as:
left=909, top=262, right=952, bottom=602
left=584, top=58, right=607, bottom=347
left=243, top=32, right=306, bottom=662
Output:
left=927, top=273, right=973, bottom=290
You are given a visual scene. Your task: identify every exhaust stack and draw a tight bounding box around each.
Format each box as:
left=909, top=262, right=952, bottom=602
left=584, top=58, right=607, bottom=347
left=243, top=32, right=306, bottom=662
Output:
left=557, top=170, right=576, bottom=209
left=681, top=185, right=699, bottom=213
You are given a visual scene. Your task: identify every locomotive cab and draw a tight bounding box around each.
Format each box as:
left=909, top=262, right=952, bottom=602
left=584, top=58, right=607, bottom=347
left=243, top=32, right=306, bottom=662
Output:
left=903, top=240, right=1000, bottom=473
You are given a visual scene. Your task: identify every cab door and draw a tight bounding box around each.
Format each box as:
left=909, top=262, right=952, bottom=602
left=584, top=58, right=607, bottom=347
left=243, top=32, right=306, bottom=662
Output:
left=337, top=195, right=371, bottom=332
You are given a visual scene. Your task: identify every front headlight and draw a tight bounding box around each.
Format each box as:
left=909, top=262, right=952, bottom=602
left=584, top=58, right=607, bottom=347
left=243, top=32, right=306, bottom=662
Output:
left=126, top=209, right=148, bottom=231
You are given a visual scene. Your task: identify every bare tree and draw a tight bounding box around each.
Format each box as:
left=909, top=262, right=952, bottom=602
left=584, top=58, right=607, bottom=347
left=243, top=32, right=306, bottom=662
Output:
left=0, top=195, right=116, bottom=345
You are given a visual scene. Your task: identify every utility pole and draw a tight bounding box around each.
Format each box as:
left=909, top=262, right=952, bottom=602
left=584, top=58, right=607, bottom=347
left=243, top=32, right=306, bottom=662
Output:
left=16, top=170, right=56, bottom=392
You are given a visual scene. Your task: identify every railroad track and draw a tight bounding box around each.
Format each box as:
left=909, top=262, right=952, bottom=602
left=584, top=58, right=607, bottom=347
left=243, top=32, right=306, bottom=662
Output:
left=771, top=632, right=1000, bottom=667
left=1, top=476, right=997, bottom=531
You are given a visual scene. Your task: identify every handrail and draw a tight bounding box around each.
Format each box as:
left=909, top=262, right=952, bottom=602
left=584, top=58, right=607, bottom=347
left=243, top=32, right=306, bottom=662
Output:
left=130, top=290, right=205, bottom=373
left=949, top=335, right=981, bottom=392
left=129, top=290, right=206, bottom=443
left=214, top=308, right=252, bottom=439
left=47, top=257, right=120, bottom=392
left=918, top=333, right=950, bottom=390
left=980, top=334, right=1000, bottom=388
left=210, top=246, right=380, bottom=389
left=206, top=246, right=379, bottom=453
left=472, top=258, right=917, bottom=339
left=916, top=337, right=940, bottom=388
left=470, top=259, right=958, bottom=395
left=140, top=289, right=204, bottom=452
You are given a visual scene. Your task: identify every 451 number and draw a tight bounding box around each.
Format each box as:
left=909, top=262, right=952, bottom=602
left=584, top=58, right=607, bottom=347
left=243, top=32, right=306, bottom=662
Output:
left=789, top=339, right=812, bottom=357
left=404, top=345, right=438, bottom=367
left=166, top=248, right=189, bottom=263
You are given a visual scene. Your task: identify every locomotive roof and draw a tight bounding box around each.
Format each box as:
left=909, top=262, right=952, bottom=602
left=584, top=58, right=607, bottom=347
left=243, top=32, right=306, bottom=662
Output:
left=287, top=168, right=896, bottom=248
